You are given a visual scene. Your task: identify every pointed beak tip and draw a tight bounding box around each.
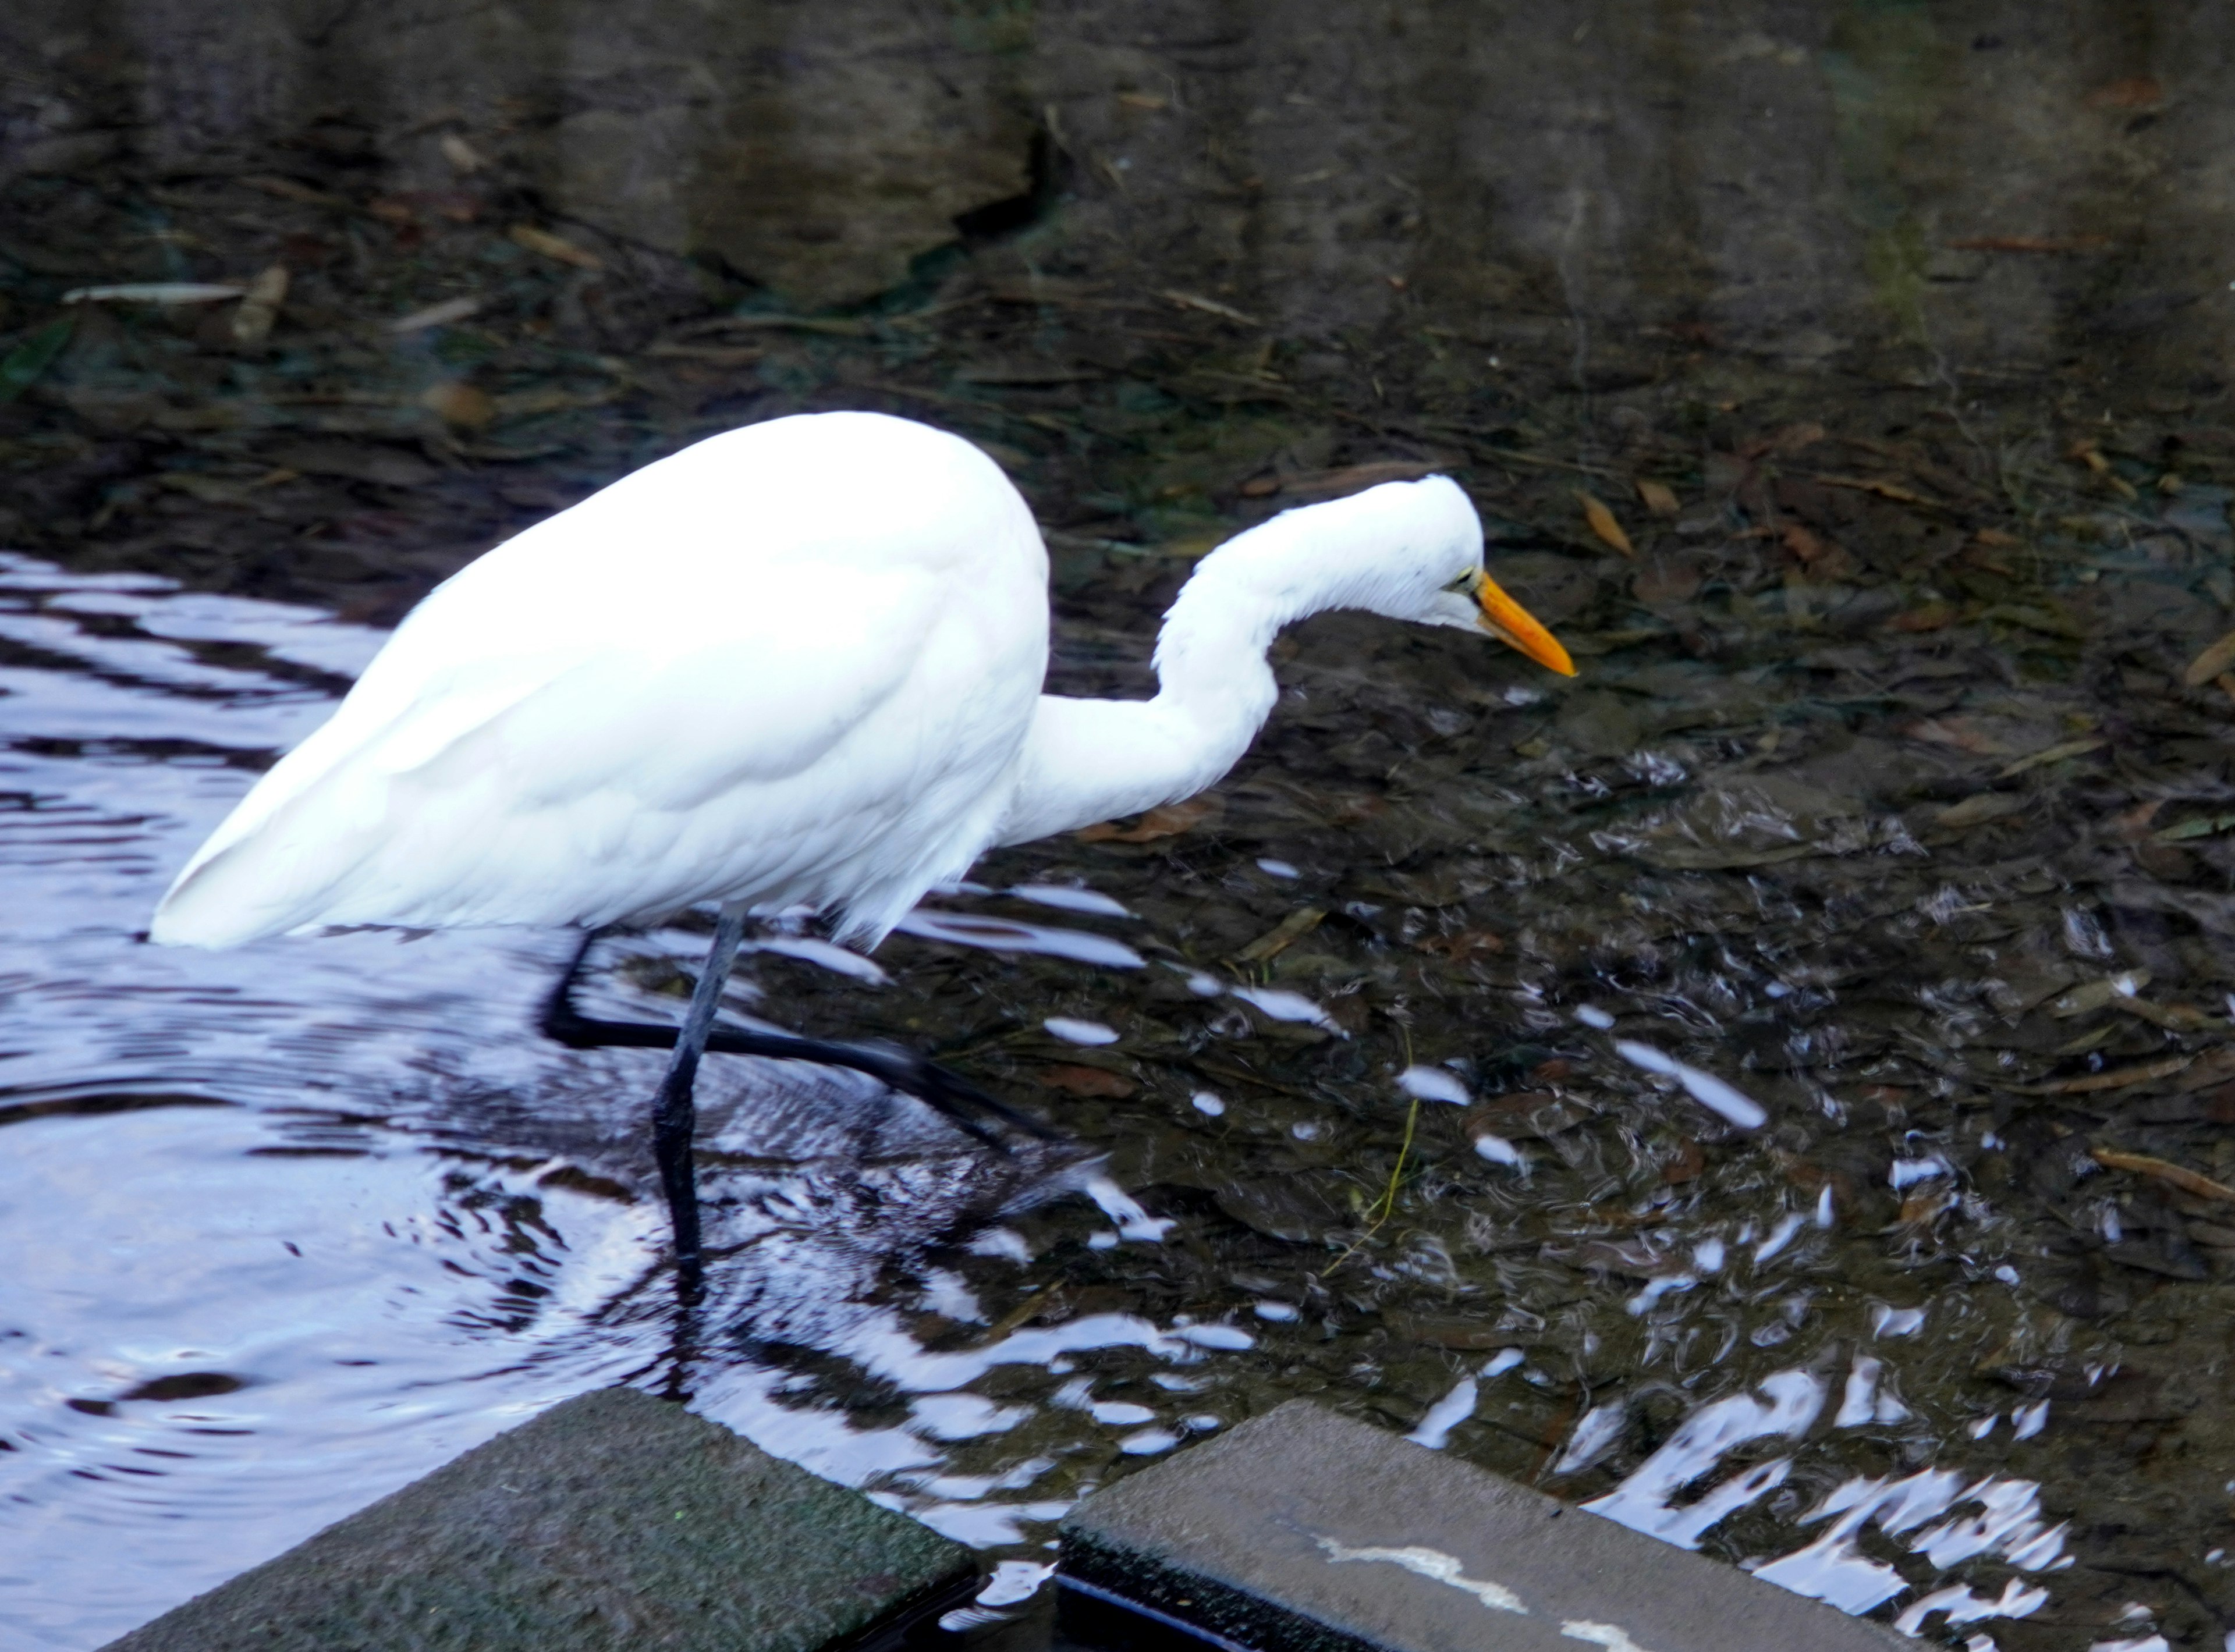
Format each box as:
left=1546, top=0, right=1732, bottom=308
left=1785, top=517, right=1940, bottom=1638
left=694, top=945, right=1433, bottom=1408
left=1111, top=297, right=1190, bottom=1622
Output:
left=1474, top=573, right=1577, bottom=678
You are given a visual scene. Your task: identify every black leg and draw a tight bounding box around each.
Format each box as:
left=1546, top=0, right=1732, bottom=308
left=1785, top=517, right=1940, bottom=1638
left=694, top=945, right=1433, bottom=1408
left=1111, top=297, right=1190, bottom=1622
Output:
left=651, top=905, right=748, bottom=1299
left=542, top=930, right=1055, bottom=1147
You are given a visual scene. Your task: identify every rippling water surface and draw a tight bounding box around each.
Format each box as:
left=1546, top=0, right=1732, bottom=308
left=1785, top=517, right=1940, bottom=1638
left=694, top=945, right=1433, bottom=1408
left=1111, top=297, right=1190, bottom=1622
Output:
left=3, top=549, right=2227, bottom=1652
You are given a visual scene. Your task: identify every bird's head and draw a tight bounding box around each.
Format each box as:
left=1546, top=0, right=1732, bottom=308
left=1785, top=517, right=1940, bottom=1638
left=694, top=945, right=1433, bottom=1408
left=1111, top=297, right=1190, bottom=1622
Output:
left=1353, top=475, right=1576, bottom=677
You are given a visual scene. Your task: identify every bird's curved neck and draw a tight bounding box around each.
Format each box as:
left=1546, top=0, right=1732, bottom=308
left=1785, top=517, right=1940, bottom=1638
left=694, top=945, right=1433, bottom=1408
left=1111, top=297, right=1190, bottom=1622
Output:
left=994, top=500, right=1399, bottom=847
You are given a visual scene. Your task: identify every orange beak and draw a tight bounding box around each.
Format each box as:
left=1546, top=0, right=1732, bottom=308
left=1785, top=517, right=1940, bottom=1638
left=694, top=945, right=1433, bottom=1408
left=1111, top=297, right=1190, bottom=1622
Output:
left=1474, top=571, right=1576, bottom=676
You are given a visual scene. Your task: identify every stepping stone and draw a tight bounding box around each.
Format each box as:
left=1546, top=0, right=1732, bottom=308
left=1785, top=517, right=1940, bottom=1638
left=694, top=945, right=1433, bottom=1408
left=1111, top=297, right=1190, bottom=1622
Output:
left=104, top=1385, right=978, bottom=1652
left=1059, top=1399, right=1906, bottom=1652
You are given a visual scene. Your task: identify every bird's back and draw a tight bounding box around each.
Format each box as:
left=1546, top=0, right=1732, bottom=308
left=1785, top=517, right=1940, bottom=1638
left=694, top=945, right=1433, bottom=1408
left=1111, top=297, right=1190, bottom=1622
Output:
left=151, top=413, right=1049, bottom=947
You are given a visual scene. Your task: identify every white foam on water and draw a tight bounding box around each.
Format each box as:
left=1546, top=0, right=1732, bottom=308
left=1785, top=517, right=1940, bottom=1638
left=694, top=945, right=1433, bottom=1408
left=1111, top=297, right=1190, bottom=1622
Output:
left=892, top=908, right=1146, bottom=969
left=1170, top=1322, right=1254, bottom=1351
left=1893, top=1577, right=2049, bottom=1636
left=1088, top=1400, right=1155, bottom=1425
left=1119, top=1427, right=1179, bottom=1455
left=965, top=1227, right=1033, bottom=1263
left=750, top=934, right=889, bottom=983
left=1752, top=1213, right=1805, bottom=1264
left=1871, top=1304, right=1926, bottom=1338
left=1626, top=1275, right=1695, bottom=1316
left=1257, top=858, right=1301, bottom=879
left=1694, top=1237, right=1726, bottom=1273
left=1834, top=1355, right=1883, bottom=1427
left=977, top=1559, right=1055, bottom=1607
left=1044, top=1016, right=1119, bottom=1045
left=2089, top=1638, right=2171, bottom=1652
left=1474, top=1132, right=1524, bottom=1167
left=1078, top=1173, right=1176, bottom=1242
left=1191, top=1090, right=1226, bottom=1116
left=1890, top=1155, right=1953, bottom=1189
left=1231, top=985, right=1346, bottom=1033
left=1576, top=1005, right=1615, bottom=1028
left=1406, top=1376, right=1479, bottom=1450
left=1252, top=1300, right=1298, bottom=1321
left=1552, top=1402, right=1628, bottom=1474
left=1750, top=1468, right=2066, bottom=1619
left=910, top=1392, right=1029, bottom=1440
left=1007, top=884, right=1133, bottom=917
left=1581, top=1369, right=1824, bottom=1547
left=2013, top=1399, right=2049, bottom=1439
left=1482, top=1348, right=1526, bottom=1377
left=1611, top=1040, right=1766, bottom=1128
left=1397, top=1064, right=1471, bottom=1104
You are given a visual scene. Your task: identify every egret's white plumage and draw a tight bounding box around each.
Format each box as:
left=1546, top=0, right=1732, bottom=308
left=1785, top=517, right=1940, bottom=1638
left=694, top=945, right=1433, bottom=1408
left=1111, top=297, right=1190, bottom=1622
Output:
left=152, top=410, right=1570, bottom=952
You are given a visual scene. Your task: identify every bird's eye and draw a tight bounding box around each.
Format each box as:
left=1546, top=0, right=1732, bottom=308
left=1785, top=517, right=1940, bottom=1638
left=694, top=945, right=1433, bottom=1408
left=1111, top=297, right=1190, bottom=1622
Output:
left=1443, top=571, right=1477, bottom=593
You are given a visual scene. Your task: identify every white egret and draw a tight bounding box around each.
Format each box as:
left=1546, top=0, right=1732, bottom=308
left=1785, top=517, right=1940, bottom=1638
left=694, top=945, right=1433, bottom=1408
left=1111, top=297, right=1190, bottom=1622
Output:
left=150, top=410, right=1572, bottom=1288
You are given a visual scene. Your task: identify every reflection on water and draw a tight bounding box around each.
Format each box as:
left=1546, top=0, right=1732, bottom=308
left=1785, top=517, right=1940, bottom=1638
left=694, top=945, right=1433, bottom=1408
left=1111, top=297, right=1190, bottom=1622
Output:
left=0, top=552, right=1228, bottom=1647
left=0, top=545, right=2227, bottom=1652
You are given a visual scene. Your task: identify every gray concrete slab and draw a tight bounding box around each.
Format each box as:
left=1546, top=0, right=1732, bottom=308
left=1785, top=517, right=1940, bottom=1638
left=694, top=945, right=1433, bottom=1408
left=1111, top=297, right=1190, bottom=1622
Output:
left=103, top=1385, right=978, bottom=1652
left=1059, top=1399, right=1906, bottom=1652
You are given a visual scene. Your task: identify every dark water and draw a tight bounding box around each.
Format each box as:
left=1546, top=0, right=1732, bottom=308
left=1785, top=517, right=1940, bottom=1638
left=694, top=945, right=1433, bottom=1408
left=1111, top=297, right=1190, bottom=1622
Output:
left=12, top=475, right=2235, bottom=1652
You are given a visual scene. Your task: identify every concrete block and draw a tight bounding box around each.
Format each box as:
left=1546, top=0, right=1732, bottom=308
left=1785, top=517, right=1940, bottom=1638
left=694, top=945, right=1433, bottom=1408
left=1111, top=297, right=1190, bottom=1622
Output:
left=1058, top=1399, right=1906, bottom=1652
left=104, top=1386, right=978, bottom=1652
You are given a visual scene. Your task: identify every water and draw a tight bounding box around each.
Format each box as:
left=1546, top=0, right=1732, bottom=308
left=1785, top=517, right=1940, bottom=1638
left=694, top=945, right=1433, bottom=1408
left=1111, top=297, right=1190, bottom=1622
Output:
left=6, top=467, right=2235, bottom=1652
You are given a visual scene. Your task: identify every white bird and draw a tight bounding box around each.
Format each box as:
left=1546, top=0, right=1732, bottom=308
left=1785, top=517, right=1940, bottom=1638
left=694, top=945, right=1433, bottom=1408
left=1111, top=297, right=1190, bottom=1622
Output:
left=150, top=410, right=1571, bottom=1287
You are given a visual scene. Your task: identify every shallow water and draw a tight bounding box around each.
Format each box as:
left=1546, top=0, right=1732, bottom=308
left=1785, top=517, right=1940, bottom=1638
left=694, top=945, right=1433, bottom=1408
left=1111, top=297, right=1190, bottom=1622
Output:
left=12, top=530, right=2235, bottom=1652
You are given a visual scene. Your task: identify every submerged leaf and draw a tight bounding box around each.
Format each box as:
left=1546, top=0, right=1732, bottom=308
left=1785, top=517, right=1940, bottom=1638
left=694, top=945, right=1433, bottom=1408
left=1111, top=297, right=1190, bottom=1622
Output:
left=1577, top=491, right=1634, bottom=556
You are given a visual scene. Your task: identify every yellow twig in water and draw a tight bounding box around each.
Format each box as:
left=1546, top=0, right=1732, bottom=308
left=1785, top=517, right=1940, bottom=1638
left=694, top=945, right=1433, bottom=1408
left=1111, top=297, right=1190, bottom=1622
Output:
left=1324, top=1096, right=1420, bottom=1276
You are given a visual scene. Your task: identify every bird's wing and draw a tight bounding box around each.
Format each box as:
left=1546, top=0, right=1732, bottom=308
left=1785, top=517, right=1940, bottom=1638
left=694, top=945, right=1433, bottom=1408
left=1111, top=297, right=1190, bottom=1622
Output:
left=152, top=557, right=955, bottom=944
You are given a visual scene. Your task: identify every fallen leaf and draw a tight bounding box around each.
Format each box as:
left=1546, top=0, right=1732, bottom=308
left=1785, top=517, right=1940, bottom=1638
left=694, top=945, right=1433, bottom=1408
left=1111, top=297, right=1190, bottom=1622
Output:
left=1041, top=1064, right=1136, bottom=1099
left=1935, top=793, right=2027, bottom=830
left=1076, top=796, right=1223, bottom=843
left=1577, top=491, right=1634, bottom=555
left=1633, top=553, right=1704, bottom=607
left=229, top=264, right=290, bottom=347
left=2032, top=1055, right=2192, bottom=1094
left=2181, top=626, right=2235, bottom=686
left=388, top=296, right=482, bottom=334
left=2115, top=998, right=2220, bottom=1033
left=419, top=380, right=494, bottom=429
left=1888, top=602, right=1957, bottom=633
left=508, top=224, right=605, bottom=272
left=1160, top=289, right=1260, bottom=325
left=2110, top=799, right=2165, bottom=840
left=1979, top=602, right=2083, bottom=640
left=2092, top=1148, right=2234, bottom=1203
left=1412, top=929, right=1505, bottom=961
left=1236, top=907, right=1325, bottom=962
left=1779, top=521, right=1842, bottom=565
left=1906, top=716, right=2008, bottom=755
left=1816, top=473, right=1928, bottom=505
left=440, top=133, right=490, bottom=173
left=2155, top=811, right=2235, bottom=843
left=2050, top=972, right=2152, bottom=1018
left=1996, top=737, right=2106, bottom=779
left=2085, top=76, right=2163, bottom=110
left=1635, top=478, right=1680, bottom=517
